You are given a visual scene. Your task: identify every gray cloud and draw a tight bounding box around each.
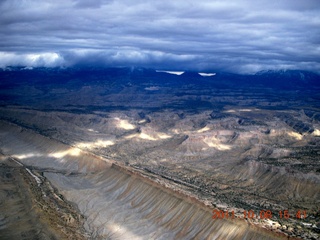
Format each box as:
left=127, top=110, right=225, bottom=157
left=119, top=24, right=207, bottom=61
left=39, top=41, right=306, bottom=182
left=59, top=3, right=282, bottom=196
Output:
left=0, top=0, right=319, bottom=73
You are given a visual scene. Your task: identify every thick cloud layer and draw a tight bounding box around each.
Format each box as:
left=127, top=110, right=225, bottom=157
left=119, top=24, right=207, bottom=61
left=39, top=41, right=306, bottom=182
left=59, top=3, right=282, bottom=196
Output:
left=0, top=0, right=319, bottom=73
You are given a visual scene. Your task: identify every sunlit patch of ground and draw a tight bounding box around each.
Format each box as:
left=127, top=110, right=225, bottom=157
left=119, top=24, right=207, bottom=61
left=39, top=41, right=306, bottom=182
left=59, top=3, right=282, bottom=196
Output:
left=125, top=131, right=171, bottom=141
left=287, top=131, right=303, bottom=140
left=312, top=129, right=320, bottom=136
left=115, top=118, right=136, bottom=130
left=76, top=140, right=114, bottom=149
left=12, top=152, right=43, bottom=159
left=49, top=148, right=82, bottom=158
left=203, top=136, right=232, bottom=150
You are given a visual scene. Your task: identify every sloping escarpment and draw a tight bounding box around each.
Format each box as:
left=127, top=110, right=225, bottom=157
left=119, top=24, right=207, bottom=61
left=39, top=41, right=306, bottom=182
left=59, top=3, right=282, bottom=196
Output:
left=0, top=158, right=57, bottom=240
left=0, top=156, right=88, bottom=240
left=0, top=120, right=287, bottom=239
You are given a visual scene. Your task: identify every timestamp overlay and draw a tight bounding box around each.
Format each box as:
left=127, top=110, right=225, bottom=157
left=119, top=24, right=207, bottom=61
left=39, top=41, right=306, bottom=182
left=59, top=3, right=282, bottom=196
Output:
left=212, top=209, right=307, bottom=220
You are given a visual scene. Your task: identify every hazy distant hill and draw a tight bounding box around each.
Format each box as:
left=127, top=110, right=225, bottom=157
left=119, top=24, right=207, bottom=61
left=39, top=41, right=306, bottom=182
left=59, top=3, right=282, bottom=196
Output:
left=1, top=67, right=319, bottom=89
left=0, top=67, right=319, bottom=110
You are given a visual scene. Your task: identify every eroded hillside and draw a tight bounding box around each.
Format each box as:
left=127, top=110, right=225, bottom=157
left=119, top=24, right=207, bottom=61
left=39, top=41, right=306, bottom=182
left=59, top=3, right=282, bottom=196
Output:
left=0, top=67, right=319, bottom=239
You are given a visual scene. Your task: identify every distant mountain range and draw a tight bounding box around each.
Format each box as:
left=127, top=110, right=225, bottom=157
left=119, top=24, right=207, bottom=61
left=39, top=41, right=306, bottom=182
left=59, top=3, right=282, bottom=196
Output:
left=1, top=66, right=319, bottom=91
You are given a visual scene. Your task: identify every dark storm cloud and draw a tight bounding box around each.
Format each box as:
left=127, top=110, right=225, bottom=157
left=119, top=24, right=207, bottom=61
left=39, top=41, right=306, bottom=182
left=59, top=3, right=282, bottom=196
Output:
left=0, top=0, right=319, bottom=73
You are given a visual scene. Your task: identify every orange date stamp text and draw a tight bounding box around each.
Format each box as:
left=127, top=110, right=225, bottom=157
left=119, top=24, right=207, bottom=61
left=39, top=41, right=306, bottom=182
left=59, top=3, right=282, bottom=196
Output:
left=212, top=209, right=307, bottom=220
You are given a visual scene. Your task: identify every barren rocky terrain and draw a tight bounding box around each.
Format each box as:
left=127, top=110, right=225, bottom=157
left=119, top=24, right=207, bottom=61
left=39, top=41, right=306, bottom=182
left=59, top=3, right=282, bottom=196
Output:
left=0, top=153, right=89, bottom=240
left=0, top=67, right=319, bottom=239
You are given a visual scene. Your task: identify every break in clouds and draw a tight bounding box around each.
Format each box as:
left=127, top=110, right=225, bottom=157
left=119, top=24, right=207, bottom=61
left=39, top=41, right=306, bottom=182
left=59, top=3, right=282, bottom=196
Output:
left=0, top=0, right=319, bottom=73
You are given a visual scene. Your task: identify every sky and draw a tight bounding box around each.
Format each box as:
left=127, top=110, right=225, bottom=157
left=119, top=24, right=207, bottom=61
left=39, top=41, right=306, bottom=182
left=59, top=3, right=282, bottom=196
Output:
left=0, top=0, right=319, bottom=73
